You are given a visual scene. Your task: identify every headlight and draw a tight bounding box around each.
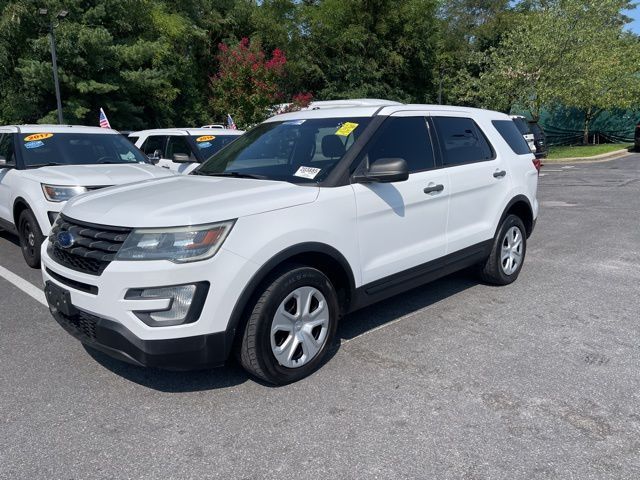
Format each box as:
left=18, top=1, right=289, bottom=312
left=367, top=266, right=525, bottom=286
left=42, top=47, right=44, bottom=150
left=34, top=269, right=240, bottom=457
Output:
left=42, top=184, right=87, bottom=202
left=116, top=221, right=235, bottom=263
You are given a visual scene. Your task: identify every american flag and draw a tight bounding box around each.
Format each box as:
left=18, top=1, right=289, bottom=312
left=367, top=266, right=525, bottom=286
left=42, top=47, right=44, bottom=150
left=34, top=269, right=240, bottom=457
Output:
left=227, top=113, right=237, bottom=130
left=99, top=108, right=111, bottom=129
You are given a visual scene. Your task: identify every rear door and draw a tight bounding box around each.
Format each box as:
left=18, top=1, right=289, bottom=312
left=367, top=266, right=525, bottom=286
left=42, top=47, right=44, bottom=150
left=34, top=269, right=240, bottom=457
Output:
left=431, top=115, right=511, bottom=254
left=352, top=113, right=450, bottom=285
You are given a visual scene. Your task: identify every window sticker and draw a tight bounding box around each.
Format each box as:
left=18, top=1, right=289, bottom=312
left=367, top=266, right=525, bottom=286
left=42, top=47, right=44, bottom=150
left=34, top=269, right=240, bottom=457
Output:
left=197, top=142, right=212, bottom=149
left=25, top=140, right=45, bottom=149
left=294, top=166, right=322, bottom=179
left=335, top=122, right=359, bottom=137
left=283, top=120, right=306, bottom=126
left=196, top=135, right=215, bottom=142
left=24, top=133, right=53, bottom=142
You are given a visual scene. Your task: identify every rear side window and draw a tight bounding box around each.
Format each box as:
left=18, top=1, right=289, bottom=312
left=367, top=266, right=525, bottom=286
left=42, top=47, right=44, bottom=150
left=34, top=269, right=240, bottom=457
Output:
left=141, top=136, right=167, bottom=157
left=492, top=120, right=531, bottom=155
left=361, top=116, right=435, bottom=173
left=432, top=117, right=494, bottom=166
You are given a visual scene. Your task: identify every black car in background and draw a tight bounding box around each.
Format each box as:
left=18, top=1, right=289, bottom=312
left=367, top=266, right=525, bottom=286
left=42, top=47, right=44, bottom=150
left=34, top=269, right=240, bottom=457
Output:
left=635, top=122, right=640, bottom=151
left=529, top=121, right=548, bottom=159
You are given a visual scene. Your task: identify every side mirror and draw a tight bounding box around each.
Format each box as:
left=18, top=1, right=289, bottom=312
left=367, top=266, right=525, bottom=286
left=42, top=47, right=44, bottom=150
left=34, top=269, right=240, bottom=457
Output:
left=353, top=158, right=409, bottom=184
left=147, top=150, right=162, bottom=164
left=172, top=153, right=191, bottom=163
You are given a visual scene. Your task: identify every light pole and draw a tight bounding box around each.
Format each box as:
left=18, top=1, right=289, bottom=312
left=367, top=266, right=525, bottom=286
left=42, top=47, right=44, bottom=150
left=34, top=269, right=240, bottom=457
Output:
left=39, top=8, right=68, bottom=124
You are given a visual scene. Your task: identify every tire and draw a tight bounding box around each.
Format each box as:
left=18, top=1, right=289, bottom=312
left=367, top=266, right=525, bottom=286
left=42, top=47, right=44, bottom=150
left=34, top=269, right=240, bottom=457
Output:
left=239, top=265, right=339, bottom=385
left=479, top=214, right=527, bottom=286
left=18, top=209, right=45, bottom=268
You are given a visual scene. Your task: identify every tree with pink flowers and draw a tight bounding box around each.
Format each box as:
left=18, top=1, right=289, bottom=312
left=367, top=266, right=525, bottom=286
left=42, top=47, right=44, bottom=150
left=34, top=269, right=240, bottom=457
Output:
left=209, top=38, right=292, bottom=128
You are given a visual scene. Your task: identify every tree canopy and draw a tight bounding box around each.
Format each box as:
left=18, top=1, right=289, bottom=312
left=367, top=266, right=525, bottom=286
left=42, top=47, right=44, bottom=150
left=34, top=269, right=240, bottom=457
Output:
left=0, top=0, right=639, bottom=138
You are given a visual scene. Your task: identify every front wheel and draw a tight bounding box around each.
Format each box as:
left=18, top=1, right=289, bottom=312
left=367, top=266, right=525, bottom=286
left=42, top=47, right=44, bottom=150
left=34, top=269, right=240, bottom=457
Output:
left=478, top=214, right=527, bottom=285
left=239, top=266, right=339, bottom=385
left=18, top=209, right=45, bottom=268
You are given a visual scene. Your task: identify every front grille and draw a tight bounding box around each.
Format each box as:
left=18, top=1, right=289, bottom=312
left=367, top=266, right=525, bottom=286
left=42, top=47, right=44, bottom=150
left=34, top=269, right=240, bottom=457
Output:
left=56, top=309, right=99, bottom=342
left=49, top=215, right=132, bottom=276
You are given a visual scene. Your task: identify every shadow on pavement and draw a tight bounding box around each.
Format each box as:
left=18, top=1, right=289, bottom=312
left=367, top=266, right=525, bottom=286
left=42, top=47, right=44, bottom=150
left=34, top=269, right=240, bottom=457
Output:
left=338, top=270, right=479, bottom=342
left=85, top=270, right=480, bottom=392
left=0, top=229, right=20, bottom=247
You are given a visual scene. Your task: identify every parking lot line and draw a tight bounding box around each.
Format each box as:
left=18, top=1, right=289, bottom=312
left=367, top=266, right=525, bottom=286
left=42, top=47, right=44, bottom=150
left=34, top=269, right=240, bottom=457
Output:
left=0, top=264, right=47, bottom=306
left=341, top=308, right=425, bottom=344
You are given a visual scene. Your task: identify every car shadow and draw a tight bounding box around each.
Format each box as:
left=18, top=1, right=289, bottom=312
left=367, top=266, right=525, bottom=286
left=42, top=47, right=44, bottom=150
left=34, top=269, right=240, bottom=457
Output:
left=337, top=270, right=479, bottom=342
left=86, top=270, right=480, bottom=392
left=0, top=229, right=20, bottom=247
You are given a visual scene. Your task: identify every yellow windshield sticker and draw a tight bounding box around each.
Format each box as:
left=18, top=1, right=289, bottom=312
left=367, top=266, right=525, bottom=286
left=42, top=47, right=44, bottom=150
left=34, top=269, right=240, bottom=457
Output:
left=24, top=133, right=54, bottom=142
left=335, top=122, right=359, bottom=137
left=196, top=135, right=216, bottom=142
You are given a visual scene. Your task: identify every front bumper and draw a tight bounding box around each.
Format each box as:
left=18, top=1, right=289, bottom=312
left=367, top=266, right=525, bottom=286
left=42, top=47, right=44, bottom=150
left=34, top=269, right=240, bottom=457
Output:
left=49, top=300, right=226, bottom=369
left=41, top=238, right=259, bottom=369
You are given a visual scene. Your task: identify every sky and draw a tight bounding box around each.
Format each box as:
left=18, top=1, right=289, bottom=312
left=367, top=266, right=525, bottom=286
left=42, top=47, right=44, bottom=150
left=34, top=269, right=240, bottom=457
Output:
left=625, top=7, right=640, bottom=33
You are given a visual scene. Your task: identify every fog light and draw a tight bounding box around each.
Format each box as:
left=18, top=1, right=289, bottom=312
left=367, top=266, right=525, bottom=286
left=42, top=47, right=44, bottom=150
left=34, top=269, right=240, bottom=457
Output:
left=126, top=282, right=209, bottom=327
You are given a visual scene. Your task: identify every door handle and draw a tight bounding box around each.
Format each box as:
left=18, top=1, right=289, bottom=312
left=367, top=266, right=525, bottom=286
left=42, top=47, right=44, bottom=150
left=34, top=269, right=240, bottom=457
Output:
left=493, top=170, right=507, bottom=179
left=423, top=184, right=445, bottom=194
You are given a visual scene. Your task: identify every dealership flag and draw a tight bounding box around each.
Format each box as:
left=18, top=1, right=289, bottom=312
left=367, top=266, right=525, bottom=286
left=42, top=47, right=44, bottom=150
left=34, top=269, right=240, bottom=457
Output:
left=227, top=113, right=237, bottom=130
left=99, top=108, right=111, bottom=129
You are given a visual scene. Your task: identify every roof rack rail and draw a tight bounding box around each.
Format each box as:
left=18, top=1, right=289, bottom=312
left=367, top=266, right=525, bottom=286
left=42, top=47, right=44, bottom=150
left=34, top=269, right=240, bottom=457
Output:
left=303, top=99, right=403, bottom=110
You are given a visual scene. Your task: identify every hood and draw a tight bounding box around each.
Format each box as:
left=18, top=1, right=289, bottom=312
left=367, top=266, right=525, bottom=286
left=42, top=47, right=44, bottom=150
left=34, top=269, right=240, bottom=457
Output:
left=22, top=163, right=175, bottom=186
left=64, top=176, right=320, bottom=227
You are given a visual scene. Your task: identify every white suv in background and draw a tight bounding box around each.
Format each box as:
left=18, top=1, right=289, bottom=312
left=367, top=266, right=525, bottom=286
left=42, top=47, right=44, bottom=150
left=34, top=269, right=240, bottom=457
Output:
left=0, top=125, right=174, bottom=267
left=130, top=128, right=245, bottom=174
left=43, top=103, right=539, bottom=385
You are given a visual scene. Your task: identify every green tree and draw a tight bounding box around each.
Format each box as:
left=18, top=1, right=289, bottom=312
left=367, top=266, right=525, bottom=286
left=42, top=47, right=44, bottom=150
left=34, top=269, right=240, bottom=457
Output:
left=469, top=0, right=640, bottom=142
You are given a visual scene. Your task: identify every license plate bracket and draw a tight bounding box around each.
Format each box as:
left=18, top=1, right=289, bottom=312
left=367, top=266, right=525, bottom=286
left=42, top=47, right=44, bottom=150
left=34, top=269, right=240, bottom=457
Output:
left=44, top=281, right=78, bottom=317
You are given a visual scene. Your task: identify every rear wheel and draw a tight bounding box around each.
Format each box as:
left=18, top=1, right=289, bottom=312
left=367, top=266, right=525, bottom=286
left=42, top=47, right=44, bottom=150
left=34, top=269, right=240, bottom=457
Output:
left=479, top=214, right=527, bottom=285
left=18, top=209, right=44, bottom=268
left=239, top=266, right=339, bottom=385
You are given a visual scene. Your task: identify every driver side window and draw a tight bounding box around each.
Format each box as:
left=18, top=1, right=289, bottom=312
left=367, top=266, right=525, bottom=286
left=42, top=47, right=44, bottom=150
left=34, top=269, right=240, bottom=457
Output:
left=0, top=134, right=16, bottom=166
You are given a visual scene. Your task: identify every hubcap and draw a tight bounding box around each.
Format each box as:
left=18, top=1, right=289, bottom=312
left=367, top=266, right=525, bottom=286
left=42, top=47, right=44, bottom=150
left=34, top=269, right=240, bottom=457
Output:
left=270, top=286, right=330, bottom=369
left=501, top=226, right=523, bottom=275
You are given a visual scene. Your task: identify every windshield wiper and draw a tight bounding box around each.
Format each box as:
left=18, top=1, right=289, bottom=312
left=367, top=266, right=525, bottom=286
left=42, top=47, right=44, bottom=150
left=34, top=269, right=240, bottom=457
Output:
left=26, top=162, right=66, bottom=169
left=197, top=171, right=269, bottom=180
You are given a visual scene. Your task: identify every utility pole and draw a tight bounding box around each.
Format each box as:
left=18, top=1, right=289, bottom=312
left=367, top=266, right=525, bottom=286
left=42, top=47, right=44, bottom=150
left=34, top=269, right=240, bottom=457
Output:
left=39, top=8, right=68, bottom=124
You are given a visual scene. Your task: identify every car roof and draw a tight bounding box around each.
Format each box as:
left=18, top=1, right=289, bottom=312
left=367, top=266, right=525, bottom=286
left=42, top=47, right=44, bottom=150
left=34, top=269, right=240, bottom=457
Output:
left=266, top=102, right=512, bottom=123
left=129, top=128, right=245, bottom=136
left=0, top=124, right=119, bottom=134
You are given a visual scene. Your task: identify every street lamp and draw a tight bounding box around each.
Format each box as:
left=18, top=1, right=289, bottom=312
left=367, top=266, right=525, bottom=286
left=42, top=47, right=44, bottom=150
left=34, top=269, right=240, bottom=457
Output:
left=39, top=8, right=68, bottom=124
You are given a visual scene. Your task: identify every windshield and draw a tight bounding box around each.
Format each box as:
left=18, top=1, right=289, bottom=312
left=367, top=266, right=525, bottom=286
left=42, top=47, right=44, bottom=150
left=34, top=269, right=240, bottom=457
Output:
left=197, top=117, right=372, bottom=183
left=192, top=134, right=240, bottom=159
left=19, top=132, right=149, bottom=168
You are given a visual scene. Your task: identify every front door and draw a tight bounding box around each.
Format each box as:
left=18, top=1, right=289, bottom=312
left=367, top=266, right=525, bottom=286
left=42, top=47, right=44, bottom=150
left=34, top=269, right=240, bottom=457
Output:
left=352, top=114, right=450, bottom=285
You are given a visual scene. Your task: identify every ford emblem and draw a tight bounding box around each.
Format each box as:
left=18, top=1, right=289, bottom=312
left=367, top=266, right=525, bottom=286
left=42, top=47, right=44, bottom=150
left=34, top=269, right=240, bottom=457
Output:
left=56, top=231, right=75, bottom=249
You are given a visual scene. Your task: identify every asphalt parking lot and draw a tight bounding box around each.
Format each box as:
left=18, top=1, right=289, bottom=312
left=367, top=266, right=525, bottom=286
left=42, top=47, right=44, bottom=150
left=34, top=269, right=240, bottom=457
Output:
left=1, top=156, right=639, bottom=479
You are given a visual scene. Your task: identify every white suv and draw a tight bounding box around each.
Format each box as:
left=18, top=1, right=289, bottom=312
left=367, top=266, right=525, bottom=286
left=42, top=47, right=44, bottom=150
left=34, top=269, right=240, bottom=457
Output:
left=42, top=103, right=539, bottom=385
left=130, top=128, right=245, bottom=174
left=0, top=125, right=174, bottom=267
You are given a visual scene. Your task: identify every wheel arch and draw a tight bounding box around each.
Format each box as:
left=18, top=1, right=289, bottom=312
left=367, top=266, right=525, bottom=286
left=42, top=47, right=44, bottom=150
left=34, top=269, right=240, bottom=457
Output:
left=498, top=195, right=535, bottom=238
left=223, top=242, right=357, bottom=358
left=13, top=197, right=31, bottom=226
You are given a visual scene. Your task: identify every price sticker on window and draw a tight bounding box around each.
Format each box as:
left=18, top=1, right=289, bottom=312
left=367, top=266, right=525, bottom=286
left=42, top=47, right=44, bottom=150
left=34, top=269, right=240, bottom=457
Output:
left=335, top=122, right=359, bottom=137
left=294, top=166, right=322, bottom=179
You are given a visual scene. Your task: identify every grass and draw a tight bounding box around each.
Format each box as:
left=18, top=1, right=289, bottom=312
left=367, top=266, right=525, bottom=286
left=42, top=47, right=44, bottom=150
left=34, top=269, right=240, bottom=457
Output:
left=546, top=143, right=633, bottom=160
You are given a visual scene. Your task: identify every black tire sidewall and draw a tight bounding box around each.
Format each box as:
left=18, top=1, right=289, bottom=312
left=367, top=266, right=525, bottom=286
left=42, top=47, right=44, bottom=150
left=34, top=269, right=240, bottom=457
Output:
left=18, top=209, right=44, bottom=268
left=253, top=267, right=339, bottom=384
left=493, top=215, right=527, bottom=283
